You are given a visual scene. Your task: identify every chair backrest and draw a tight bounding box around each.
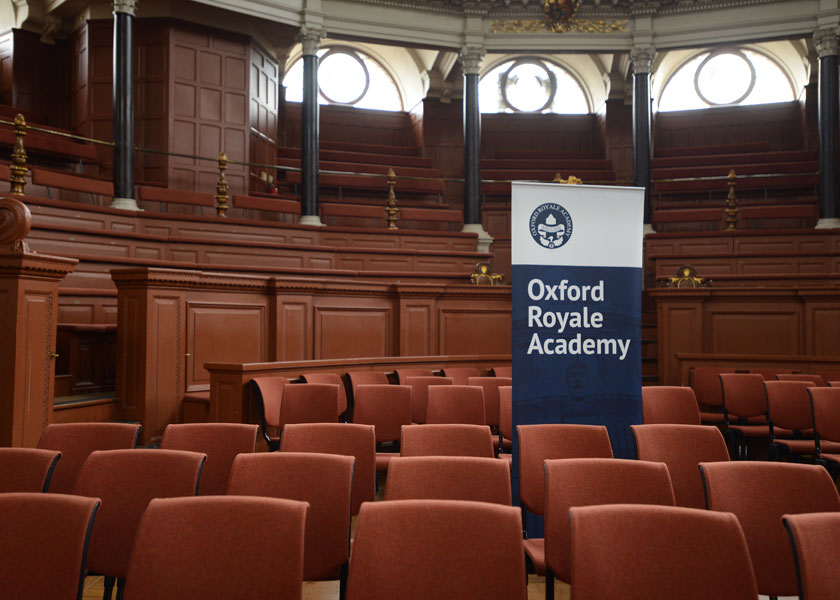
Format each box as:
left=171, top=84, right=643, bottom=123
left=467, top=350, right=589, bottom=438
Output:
left=499, top=386, right=512, bottom=441
left=763, top=380, right=813, bottom=433
left=569, top=504, right=758, bottom=600
left=280, top=423, right=375, bottom=515
left=641, top=386, right=701, bottom=425
left=750, top=367, right=792, bottom=380
left=691, top=366, right=734, bottom=408
left=347, top=371, right=389, bottom=394
left=352, top=384, right=411, bottom=443
left=228, top=452, right=354, bottom=581
left=517, top=424, right=613, bottom=516
left=160, top=423, right=258, bottom=495
left=72, top=449, right=207, bottom=579
left=719, top=373, right=767, bottom=419
left=808, top=386, right=840, bottom=443
left=545, top=458, right=675, bottom=583
left=346, top=499, right=526, bottom=600
left=403, top=376, right=453, bottom=423
left=492, top=365, right=512, bottom=377
left=426, top=385, right=485, bottom=425
left=0, top=493, right=100, bottom=600
left=384, top=456, right=511, bottom=505
left=441, top=367, right=480, bottom=385
left=279, top=383, right=340, bottom=429
left=395, top=368, right=434, bottom=383
left=699, top=461, right=840, bottom=596
left=302, top=372, right=349, bottom=417
left=776, top=373, right=826, bottom=386
left=782, top=511, right=840, bottom=600
left=467, top=376, right=512, bottom=427
left=631, top=424, right=729, bottom=509
left=400, top=424, right=495, bottom=458
left=250, top=376, right=289, bottom=445
left=37, top=422, right=141, bottom=494
left=0, top=448, right=61, bottom=493
left=123, top=496, right=307, bottom=600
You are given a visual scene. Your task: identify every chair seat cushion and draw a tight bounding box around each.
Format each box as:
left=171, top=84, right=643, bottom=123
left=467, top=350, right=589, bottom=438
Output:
left=523, top=537, right=546, bottom=575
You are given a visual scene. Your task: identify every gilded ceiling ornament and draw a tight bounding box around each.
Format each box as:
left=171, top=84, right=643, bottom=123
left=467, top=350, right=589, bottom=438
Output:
left=544, top=0, right=580, bottom=32
left=490, top=17, right=627, bottom=33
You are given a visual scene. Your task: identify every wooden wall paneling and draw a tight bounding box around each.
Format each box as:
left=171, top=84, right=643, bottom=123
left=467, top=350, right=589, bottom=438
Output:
left=270, top=291, right=313, bottom=362
left=313, top=295, right=394, bottom=359
left=285, top=103, right=415, bottom=147
left=87, top=21, right=116, bottom=173
left=604, top=99, right=633, bottom=183
left=481, top=113, right=604, bottom=156
left=649, top=290, right=707, bottom=385
left=70, top=26, right=89, bottom=141
left=436, top=290, right=511, bottom=356
left=249, top=42, right=279, bottom=190
left=705, top=298, right=802, bottom=357
left=0, top=31, right=13, bottom=105
left=397, top=289, right=439, bottom=357
left=804, top=297, right=840, bottom=356
left=420, top=98, right=463, bottom=210
left=134, top=22, right=169, bottom=185
left=12, top=29, right=71, bottom=129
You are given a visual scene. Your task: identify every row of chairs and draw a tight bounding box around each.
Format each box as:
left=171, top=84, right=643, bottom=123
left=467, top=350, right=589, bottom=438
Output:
left=643, top=379, right=840, bottom=465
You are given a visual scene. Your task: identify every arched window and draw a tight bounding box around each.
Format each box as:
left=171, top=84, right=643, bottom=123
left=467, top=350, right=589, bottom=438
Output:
left=658, top=48, right=795, bottom=112
left=283, top=47, right=403, bottom=111
left=479, top=58, right=589, bottom=114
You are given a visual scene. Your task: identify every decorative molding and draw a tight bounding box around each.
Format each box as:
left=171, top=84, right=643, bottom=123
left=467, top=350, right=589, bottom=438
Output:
left=631, top=47, right=655, bottom=74
left=815, top=28, right=840, bottom=58
left=459, top=45, right=485, bottom=75
left=490, top=17, right=627, bottom=33
left=0, top=196, right=31, bottom=253
left=298, top=26, right=326, bottom=56
left=113, top=0, right=138, bottom=16
left=40, top=14, right=61, bottom=45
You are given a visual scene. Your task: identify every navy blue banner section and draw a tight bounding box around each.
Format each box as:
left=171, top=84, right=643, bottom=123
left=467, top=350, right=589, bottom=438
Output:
left=512, top=264, right=642, bottom=458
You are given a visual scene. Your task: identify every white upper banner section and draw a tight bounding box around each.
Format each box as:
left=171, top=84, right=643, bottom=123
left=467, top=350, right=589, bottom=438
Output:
left=511, top=182, right=644, bottom=269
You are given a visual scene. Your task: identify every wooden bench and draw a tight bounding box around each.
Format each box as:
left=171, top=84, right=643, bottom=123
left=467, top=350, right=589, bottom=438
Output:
left=651, top=150, right=818, bottom=170
left=652, top=161, right=817, bottom=180
left=277, top=158, right=440, bottom=180
left=319, top=202, right=463, bottom=230
left=654, top=142, right=772, bottom=158
left=137, top=185, right=216, bottom=214
left=489, top=149, right=602, bottom=160
left=286, top=171, right=444, bottom=197
left=232, top=194, right=301, bottom=222
left=277, top=146, right=433, bottom=169
left=738, top=204, right=819, bottom=228
left=653, top=173, right=818, bottom=194
left=30, top=168, right=114, bottom=204
left=651, top=207, right=724, bottom=231
left=0, top=126, right=99, bottom=165
left=320, top=140, right=422, bottom=156
left=481, top=158, right=614, bottom=170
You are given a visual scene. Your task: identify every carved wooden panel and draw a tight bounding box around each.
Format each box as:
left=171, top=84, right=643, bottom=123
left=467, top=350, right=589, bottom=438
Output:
left=655, top=298, right=704, bottom=385
left=806, top=303, right=840, bottom=356
left=314, top=303, right=393, bottom=359
left=438, top=307, right=511, bottom=355
left=706, top=302, right=801, bottom=356
left=149, top=296, right=181, bottom=439
left=249, top=43, right=279, bottom=190
left=275, top=297, right=312, bottom=361
left=400, top=300, right=435, bottom=356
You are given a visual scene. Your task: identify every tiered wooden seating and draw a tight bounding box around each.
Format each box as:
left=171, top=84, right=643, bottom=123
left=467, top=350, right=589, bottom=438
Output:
left=0, top=110, right=99, bottom=168
left=137, top=185, right=216, bottom=214
left=30, top=167, right=113, bottom=205
left=651, top=146, right=819, bottom=231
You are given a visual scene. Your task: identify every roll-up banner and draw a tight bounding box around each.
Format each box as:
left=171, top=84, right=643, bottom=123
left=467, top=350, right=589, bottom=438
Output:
left=512, top=182, right=644, bottom=460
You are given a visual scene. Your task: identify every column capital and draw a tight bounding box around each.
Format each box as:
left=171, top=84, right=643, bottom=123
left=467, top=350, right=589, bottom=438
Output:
left=297, top=26, right=325, bottom=56
left=459, top=46, right=485, bottom=76
left=113, top=0, right=137, bottom=16
left=631, top=47, right=655, bottom=75
left=815, top=28, right=840, bottom=58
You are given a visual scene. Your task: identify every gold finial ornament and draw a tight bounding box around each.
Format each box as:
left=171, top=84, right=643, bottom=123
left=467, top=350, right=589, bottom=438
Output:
left=553, top=173, right=582, bottom=185
left=664, top=266, right=710, bottom=288
left=10, top=113, right=28, bottom=196
left=385, top=168, right=399, bottom=230
left=471, top=262, right=504, bottom=286
left=215, top=151, right=229, bottom=218
left=725, top=169, right=738, bottom=231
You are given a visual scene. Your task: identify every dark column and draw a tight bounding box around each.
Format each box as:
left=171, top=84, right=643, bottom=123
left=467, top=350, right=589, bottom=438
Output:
left=632, top=48, right=654, bottom=231
left=110, top=0, right=138, bottom=211
left=459, top=46, right=492, bottom=253
left=298, top=28, right=324, bottom=226
left=815, top=29, right=840, bottom=228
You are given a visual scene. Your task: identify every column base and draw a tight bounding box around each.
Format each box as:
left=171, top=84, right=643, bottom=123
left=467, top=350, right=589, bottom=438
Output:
left=462, top=223, right=494, bottom=254
left=815, top=217, right=840, bottom=229
left=643, top=223, right=656, bottom=236
left=110, top=197, right=141, bottom=211
left=298, top=215, right=325, bottom=227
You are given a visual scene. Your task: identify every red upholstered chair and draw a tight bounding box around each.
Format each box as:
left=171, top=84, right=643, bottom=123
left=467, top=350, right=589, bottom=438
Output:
left=641, top=386, right=701, bottom=425
left=280, top=423, right=375, bottom=515
left=426, top=384, right=485, bottom=425
left=782, top=512, right=840, bottom=600
left=631, top=424, right=730, bottom=508
left=384, top=456, right=512, bottom=505
left=499, top=385, right=513, bottom=454
left=123, top=496, right=308, bottom=600
left=516, top=424, right=613, bottom=576
left=0, top=447, right=61, bottom=492
left=491, top=365, right=512, bottom=377
left=160, top=423, right=258, bottom=495
left=403, top=376, right=453, bottom=424
left=544, top=458, right=675, bottom=596
left=352, top=384, right=412, bottom=473
left=764, top=380, right=827, bottom=460
left=441, top=366, right=480, bottom=385
left=37, top=422, right=141, bottom=494
left=347, top=370, right=389, bottom=395
left=302, top=372, right=350, bottom=419
left=750, top=367, right=792, bottom=380
left=569, top=504, right=758, bottom=600
left=776, top=373, right=827, bottom=386
left=808, top=386, right=840, bottom=469
left=467, top=376, right=512, bottom=429
left=699, top=461, right=840, bottom=597
left=395, top=368, right=434, bottom=383
left=691, top=366, right=734, bottom=425
left=0, top=493, right=100, bottom=600
left=400, top=424, right=496, bottom=458
left=228, top=452, right=354, bottom=597
left=719, top=373, right=770, bottom=458
left=346, top=499, right=526, bottom=600
left=279, top=383, right=340, bottom=430
left=250, top=376, right=289, bottom=450
left=73, top=449, right=207, bottom=600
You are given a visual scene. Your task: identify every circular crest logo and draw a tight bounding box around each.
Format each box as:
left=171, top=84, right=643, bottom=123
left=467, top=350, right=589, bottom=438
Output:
left=529, top=203, right=573, bottom=249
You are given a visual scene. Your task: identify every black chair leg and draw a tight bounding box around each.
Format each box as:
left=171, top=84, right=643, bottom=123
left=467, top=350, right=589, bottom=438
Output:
left=102, top=576, right=114, bottom=600
left=545, top=570, right=555, bottom=600
left=115, top=578, right=125, bottom=600
left=339, top=561, right=349, bottom=600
